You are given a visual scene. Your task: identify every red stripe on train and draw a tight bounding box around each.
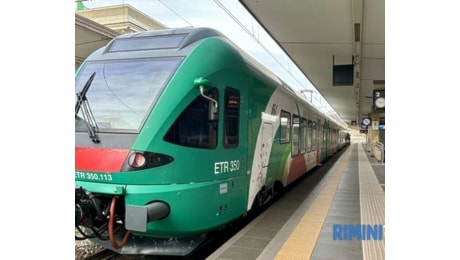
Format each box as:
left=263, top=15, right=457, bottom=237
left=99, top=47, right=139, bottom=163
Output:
left=75, top=147, right=130, bottom=172
left=286, top=155, right=307, bottom=184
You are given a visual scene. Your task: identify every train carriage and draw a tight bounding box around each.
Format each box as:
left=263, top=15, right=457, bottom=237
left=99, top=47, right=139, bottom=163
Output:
left=75, top=27, right=346, bottom=255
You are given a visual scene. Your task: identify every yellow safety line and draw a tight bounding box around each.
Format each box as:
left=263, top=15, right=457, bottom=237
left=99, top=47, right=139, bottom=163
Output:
left=275, top=146, right=352, bottom=260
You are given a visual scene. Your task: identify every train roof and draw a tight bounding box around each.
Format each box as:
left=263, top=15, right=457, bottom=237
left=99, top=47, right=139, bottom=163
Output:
left=85, top=27, right=289, bottom=92
left=84, top=27, right=225, bottom=61
left=109, top=27, right=224, bottom=51
left=83, top=27, right=346, bottom=129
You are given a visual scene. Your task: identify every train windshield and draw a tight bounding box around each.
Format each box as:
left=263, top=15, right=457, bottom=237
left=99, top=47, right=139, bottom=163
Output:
left=75, top=57, right=182, bottom=132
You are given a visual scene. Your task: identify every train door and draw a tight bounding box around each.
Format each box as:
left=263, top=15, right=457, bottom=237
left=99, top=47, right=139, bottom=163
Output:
left=261, top=123, right=273, bottom=168
left=287, top=111, right=307, bottom=183
left=316, top=119, right=322, bottom=164
left=199, top=72, right=250, bottom=217
left=215, top=85, right=248, bottom=177
left=220, top=84, right=250, bottom=217
left=319, top=124, right=326, bottom=162
left=305, top=118, right=318, bottom=171
left=325, top=125, right=330, bottom=157
left=320, top=123, right=328, bottom=161
left=331, top=129, right=336, bottom=154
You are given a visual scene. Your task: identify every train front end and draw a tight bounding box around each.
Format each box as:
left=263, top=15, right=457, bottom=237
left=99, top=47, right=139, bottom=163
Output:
left=75, top=28, right=248, bottom=255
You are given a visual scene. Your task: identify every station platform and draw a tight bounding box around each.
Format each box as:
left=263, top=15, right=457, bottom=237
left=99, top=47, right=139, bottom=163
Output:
left=206, top=142, right=385, bottom=260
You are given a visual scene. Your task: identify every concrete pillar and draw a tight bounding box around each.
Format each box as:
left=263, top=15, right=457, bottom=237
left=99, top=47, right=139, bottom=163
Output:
left=366, top=111, right=380, bottom=154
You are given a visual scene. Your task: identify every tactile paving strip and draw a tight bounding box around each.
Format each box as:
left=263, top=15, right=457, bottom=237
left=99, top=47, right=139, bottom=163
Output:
left=358, top=144, right=385, bottom=260
left=274, top=147, right=353, bottom=259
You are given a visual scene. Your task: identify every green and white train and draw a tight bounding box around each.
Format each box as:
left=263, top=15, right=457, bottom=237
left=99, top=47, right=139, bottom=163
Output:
left=75, top=27, right=348, bottom=255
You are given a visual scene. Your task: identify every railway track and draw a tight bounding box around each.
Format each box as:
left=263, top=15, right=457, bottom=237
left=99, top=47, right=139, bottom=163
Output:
left=78, top=202, right=270, bottom=260
left=83, top=249, right=119, bottom=260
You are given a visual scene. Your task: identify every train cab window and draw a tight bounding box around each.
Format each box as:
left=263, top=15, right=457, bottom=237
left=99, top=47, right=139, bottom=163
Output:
left=280, top=111, right=291, bottom=144
left=292, top=115, right=300, bottom=156
left=224, top=88, right=240, bottom=148
left=300, top=118, right=307, bottom=154
left=311, top=121, right=317, bottom=151
left=164, top=88, right=218, bottom=149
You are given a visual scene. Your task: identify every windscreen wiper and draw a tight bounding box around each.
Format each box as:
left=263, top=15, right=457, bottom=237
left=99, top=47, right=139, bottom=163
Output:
left=75, top=72, right=100, bottom=143
left=75, top=72, right=95, bottom=115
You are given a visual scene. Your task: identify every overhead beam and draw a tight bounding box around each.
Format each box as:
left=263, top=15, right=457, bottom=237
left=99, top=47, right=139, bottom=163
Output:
left=352, top=0, right=364, bottom=123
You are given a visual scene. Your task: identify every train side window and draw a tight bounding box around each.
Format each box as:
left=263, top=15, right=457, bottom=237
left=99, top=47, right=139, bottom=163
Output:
left=280, top=110, right=291, bottom=144
left=292, top=115, right=300, bottom=156
left=164, top=88, right=218, bottom=149
left=312, top=121, right=317, bottom=151
left=300, top=118, right=307, bottom=154
left=224, top=88, right=240, bottom=148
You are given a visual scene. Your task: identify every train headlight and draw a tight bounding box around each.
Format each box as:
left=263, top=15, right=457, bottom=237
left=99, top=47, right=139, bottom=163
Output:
left=122, top=150, right=174, bottom=171
left=128, top=152, right=146, bottom=168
